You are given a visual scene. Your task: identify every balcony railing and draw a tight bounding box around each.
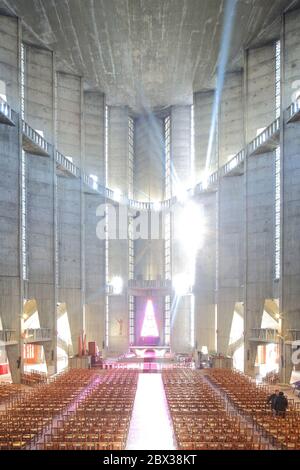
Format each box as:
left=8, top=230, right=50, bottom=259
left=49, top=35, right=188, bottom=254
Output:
left=82, top=172, right=100, bottom=194
left=128, top=279, right=172, bottom=290
left=248, top=118, right=280, bottom=156
left=287, top=97, right=300, bottom=123
left=22, top=120, right=50, bottom=157
left=250, top=328, right=279, bottom=343
left=23, top=328, right=52, bottom=342
left=56, top=151, right=80, bottom=178
left=0, top=329, right=17, bottom=343
left=0, top=97, right=14, bottom=126
left=286, top=329, right=300, bottom=342
left=220, top=149, right=245, bottom=178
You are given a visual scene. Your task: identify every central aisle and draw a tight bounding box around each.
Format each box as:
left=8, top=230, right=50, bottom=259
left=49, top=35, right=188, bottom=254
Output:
left=126, top=373, right=176, bottom=450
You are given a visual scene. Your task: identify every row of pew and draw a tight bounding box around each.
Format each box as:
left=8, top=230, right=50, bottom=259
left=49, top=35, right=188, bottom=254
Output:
left=162, top=369, right=270, bottom=450
left=40, top=370, right=138, bottom=450
left=205, top=369, right=300, bottom=450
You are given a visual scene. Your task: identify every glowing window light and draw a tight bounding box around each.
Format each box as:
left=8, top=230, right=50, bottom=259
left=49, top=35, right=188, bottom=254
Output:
left=111, top=276, right=123, bottom=295
left=113, top=188, right=122, bottom=202
left=141, top=299, right=159, bottom=338
left=173, top=273, right=192, bottom=296
left=176, top=201, right=205, bottom=255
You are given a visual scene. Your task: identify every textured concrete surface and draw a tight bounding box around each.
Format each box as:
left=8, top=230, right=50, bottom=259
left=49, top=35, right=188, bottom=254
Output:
left=0, top=0, right=296, bottom=111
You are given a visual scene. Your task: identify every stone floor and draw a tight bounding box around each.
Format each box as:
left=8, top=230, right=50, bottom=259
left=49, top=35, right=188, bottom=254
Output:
left=126, top=373, right=177, bottom=450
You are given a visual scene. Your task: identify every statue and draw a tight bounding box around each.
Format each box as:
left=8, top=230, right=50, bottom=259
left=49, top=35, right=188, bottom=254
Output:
left=117, top=318, right=123, bottom=336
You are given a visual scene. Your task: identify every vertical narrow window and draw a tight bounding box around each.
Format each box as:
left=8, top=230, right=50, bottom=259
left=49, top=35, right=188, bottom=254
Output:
left=128, top=116, right=134, bottom=199
left=275, top=40, right=281, bottom=280
left=191, top=104, right=195, bottom=186
left=190, top=294, right=195, bottom=348
left=128, top=116, right=135, bottom=345
left=164, top=115, right=171, bottom=345
left=21, top=43, right=27, bottom=281
left=105, top=104, right=109, bottom=348
left=129, top=295, right=135, bottom=345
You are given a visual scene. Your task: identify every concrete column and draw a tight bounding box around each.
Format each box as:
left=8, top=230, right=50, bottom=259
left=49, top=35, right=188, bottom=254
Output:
left=0, top=15, right=22, bottom=383
left=134, top=114, right=164, bottom=281
left=0, top=118, right=22, bottom=382
left=107, top=106, right=129, bottom=355
left=194, top=193, right=217, bottom=354
left=56, top=73, right=83, bottom=355
left=247, top=45, right=276, bottom=142
left=134, top=114, right=164, bottom=201
left=219, top=72, right=244, bottom=167
left=83, top=91, right=106, bottom=352
left=217, top=176, right=244, bottom=355
left=194, top=91, right=217, bottom=181
left=170, top=105, right=193, bottom=353
left=281, top=9, right=300, bottom=382
left=171, top=106, right=191, bottom=191
left=243, top=44, right=276, bottom=376
left=24, top=43, right=56, bottom=372
left=84, top=92, right=105, bottom=184
left=0, top=15, right=20, bottom=111
left=244, top=153, right=275, bottom=375
left=57, top=73, right=82, bottom=168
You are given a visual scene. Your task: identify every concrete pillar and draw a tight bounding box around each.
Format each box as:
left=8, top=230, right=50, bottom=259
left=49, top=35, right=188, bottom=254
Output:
left=57, top=176, right=82, bottom=354
left=170, top=105, right=193, bottom=353
left=246, top=45, right=276, bottom=142
left=171, top=106, right=191, bottom=191
left=194, top=91, right=217, bottom=181
left=0, top=119, right=22, bottom=383
left=134, top=114, right=165, bottom=201
left=219, top=72, right=244, bottom=167
left=24, top=43, right=56, bottom=372
left=281, top=9, right=300, bottom=382
left=0, top=15, right=20, bottom=111
left=194, top=193, right=217, bottom=354
left=57, top=73, right=82, bottom=168
left=83, top=91, right=106, bottom=352
left=0, top=15, right=22, bottom=382
left=244, top=153, right=275, bottom=375
left=217, top=176, right=244, bottom=355
left=134, top=114, right=164, bottom=281
left=107, top=106, right=129, bottom=355
left=56, top=73, right=83, bottom=355
left=84, top=92, right=105, bottom=184
left=243, top=44, right=276, bottom=376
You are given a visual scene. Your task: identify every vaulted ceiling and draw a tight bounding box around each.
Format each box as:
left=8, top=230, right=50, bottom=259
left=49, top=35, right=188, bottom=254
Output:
left=0, top=0, right=298, bottom=111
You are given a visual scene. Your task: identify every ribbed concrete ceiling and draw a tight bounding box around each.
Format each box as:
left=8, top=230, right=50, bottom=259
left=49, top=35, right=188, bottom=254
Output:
left=0, top=0, right=297, bottom=112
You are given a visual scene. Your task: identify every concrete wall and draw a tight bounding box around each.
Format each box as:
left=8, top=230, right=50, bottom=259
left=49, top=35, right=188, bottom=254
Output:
left=0, top=15, right=21, bottom=382
left=247, top=44, right=276, bottom=142
left=107, top=106, right=129, bottom=354
left=219, top=72, right=244, bottom=167
left=134, top=114, right=164, bottom=282
left=25, top=43, right=56, bottom=371
left=281, top=9, right=300, bottom=381
left=0, top=16, right=19, bottom=111
left=170, top=105, right=193, bottom=353
left=194, top=91, right=216, bottom=181
left=171, top=106, right=191, bottom=191
left=84, top=92, right=105, bottom=183
left=194, top=193, right=217, bottom=354
left=244, top=153, right=275, bottom=375
left=84, top=193, right=106, bottom=350
left=83, top=92, right=106, bottom=351
left=57, top=73, right=82, bottom=167
left=0, top=117, right=21, bottom=383
left=217, top=176, right=244, bottom=355
left=134, top=114, right=164, bottom=201
left=57, top=176, right=82, bottom=354
left=25, top=46, right=54, bottom=142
